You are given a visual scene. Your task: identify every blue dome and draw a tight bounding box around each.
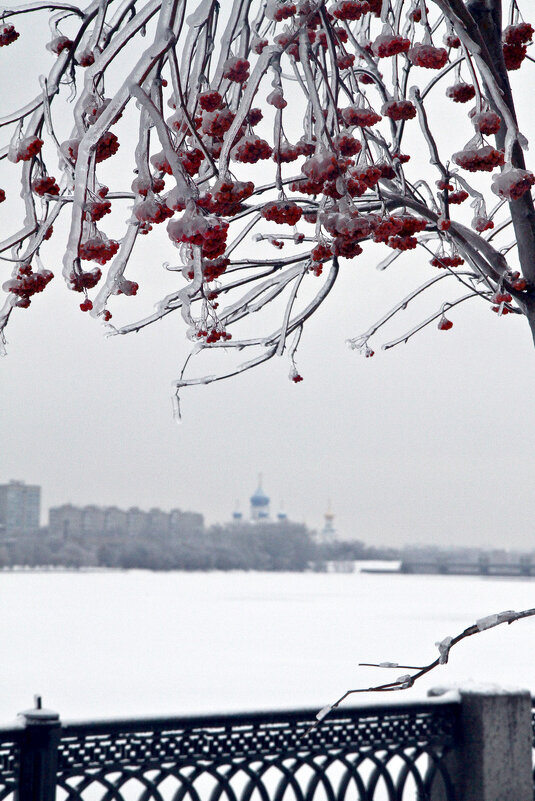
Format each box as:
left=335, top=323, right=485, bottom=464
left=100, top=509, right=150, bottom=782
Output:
left=250, top=488, right=270, bottom=507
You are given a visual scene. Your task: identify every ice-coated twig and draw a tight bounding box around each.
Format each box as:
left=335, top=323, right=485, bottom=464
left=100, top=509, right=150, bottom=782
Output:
left=306, top=606, right=535, bottom=734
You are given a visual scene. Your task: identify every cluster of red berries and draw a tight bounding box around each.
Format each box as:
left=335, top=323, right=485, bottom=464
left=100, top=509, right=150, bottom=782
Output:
left=320, top=212, right=372, bottom=239
left=453, top=146, right=505, bottom=172
left=471, top=111, right=501, bottom=135
left=388, top=235, right=418, bottom=250
left=372, top=214, right=427, bottom=248
left=266, top=1, right=297, bottom=22
left=318, top=28, right=348, bottom=50
left=253, top=37, right=269, bottom=54
left=4, top=264, right=53, bottom=307
left=311, top=244, right=333, bottom=263
left=262, top=201, right=303, bottom=225
left=0, top=189, right=5, bottom=203
left=77, top=49, right=95, bottom=67
left=491, top=168, right=535, bottom=201
left=372, top=32, right=411, bottom=58
left=132, top=176, right=165, bottom=196
left=382, top=100, right=417, bottom=121
left=430, top=254, right=464, bottom=268
left=8, top=136, right=44, bottom=163
left=300, top=151, right=340, bottom=188
left=376, top=162, right=396, bottom=179
left=267, top=89, right=287, bottom=109
left=472, top=215, right=494, bottom=232
left=341, top=106, right=382, bottom=127
left=95, top=131, right=120, bottom=163
left=273, top=32, right=300, bottom=60
left=448, top=190, right=469, bottom=204
left=201, top=179, right=255, bottom=216
left=69, top=267, right=102, bottom=292
left=333, top=132, right=362, bottom=156
left=503, top=42, right=527, bottom=69
left=410, top=6, right=428, bottom=22
left=508, top=271, right=527, bottom=291
left=60, top=138, right=79, bottom=163
left=408, top=44, right=448, bottom=69
left=337, top=54, right=356, bottom=70
left=134, top=197, right=174, bottom=225
left=233, top=135, right=272, bottom=163
left=79, top=237, right=120, bottom=264
left=203, top=256, right=229, bottom=282
left=168, top=210, right=229, bottom=259
left=446, top=83, right=476, bottom=103
left=197, top=327, right=232, bottom=344
left=201, top=108, right=235, bottom=137
left=493, top=290, right=513, bottom=304
left=332, top=1, right=373, bottom=21
left=198, top=91, right=222, bottom=112
left=272, top=142, right=300, bottom=163
left=222, top=57, right=250, bottom=83
left=333, top=237, right=363, bottom=258
left=438, top=316, right=453, bottom=330
left=32, top=176, right=60, bottom=196
left=291, top=373, right=304, bottom=383
left=503, top=22, right=533, bottom=70
left=85, top=200, right=111, bottom=222
left=504, top=22, right=534, bottom=44
left=150, top=152, right=172, bottom=175
left=0, top=24, right=19, bottom=46
left=177, top=147, right=204, bottom=176
left=117, top=279, right=139, bottom=296
left=48, top=35, right=72, bottom=54
left=444, top=34, right=461, bottom=48
left=346, top=165, right=382, bottom=197
left=321, top=210, right=371, bottom=258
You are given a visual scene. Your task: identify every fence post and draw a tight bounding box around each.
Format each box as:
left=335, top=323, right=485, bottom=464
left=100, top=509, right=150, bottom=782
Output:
left=429, top=686, right=533, bottom=801
left=16, top=696, right=60, bottom=801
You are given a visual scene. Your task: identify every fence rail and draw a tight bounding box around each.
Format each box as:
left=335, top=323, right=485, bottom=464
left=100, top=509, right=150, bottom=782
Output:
left=0, top=691, right=533, bottom=801
left=0, top=699, right=460, bottom=801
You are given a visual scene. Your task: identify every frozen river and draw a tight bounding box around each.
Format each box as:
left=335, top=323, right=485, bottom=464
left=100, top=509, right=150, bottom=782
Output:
left=1, top=567, right=534, bottom=725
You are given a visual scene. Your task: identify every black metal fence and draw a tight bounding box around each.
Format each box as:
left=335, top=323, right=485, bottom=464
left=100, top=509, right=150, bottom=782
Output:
left=0, top=698, right=460, bottom=801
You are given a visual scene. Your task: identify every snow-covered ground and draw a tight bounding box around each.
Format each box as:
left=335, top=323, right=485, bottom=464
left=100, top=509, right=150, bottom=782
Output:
left=1, top=569, right=534, bottom=724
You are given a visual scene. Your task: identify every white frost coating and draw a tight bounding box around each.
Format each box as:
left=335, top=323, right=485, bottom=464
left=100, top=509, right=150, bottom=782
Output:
left=378, top=662, right=399, bottom=668
left=436, top=636, right=453, bottom=665
left=476, top=610, right=517, bottom=631
left=316, top=704, right=332, bottom=721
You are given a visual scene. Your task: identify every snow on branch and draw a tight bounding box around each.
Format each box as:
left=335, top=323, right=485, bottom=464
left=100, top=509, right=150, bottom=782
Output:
left=1, top=0, right=535, bottom=386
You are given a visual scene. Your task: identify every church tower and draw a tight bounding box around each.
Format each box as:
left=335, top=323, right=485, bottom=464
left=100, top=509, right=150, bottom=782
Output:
left=250, top=474, right=270, bottom=521
left=320, top=502, right=337, bottom=544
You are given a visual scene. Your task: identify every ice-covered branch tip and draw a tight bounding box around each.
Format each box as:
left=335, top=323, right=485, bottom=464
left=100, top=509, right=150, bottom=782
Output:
left=307, top=606, right=535, bottom=734
left=1, top=0, right=535, bottom=393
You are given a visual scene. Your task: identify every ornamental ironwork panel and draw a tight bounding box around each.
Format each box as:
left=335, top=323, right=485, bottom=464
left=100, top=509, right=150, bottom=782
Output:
left=0, top=727, right=21, bottom=801
left=52, top=703, right=459, bottom=801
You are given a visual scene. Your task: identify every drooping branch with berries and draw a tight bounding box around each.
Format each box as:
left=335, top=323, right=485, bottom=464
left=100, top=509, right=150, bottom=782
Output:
left=1, top=0, right=535, bottom=405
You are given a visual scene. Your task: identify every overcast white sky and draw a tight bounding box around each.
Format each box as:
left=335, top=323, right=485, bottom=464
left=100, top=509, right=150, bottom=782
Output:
left=2, top=2, right=535, bottom=549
